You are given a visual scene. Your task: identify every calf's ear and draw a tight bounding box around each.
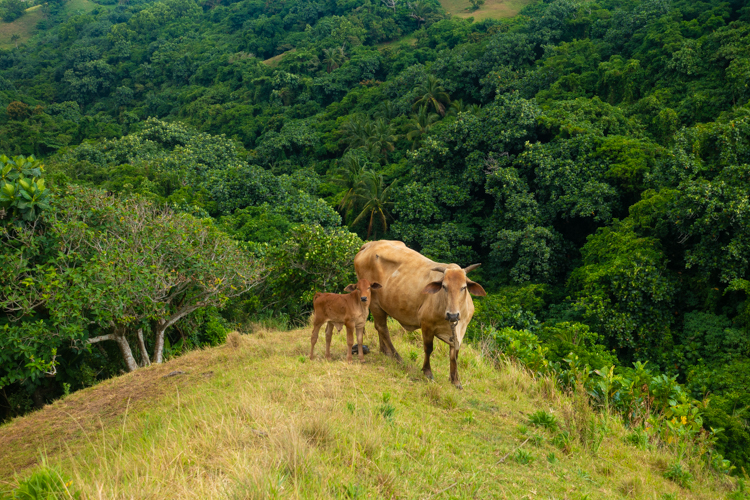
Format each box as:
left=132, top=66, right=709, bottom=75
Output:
left=466, top=280, right=486, bottom=296
left=422, top=281, right=443, bottom=294
left=344, top=284, right=357, bottom=292
left=370, top=282, right=382, bottom=290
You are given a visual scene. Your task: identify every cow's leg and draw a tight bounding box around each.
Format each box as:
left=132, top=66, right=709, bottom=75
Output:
left=310, top=319, right=324, bottom=360
left=324, top=322, right=334, bottom=360
left=421, top=327, right=435, bottom=380
left=345, top=322, right=355, bottom=363
left=357, top=326, right=364, bottom=362
left=371, top=303, right=403, bottom=362
left=449, top=345, right=462, bottom=390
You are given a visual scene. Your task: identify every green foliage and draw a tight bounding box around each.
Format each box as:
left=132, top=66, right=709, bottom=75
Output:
left=0, top=156, right=51, bottom=223
left=258, top=225, right=363, bottom=323
left=663, top=462, right=693, bottom=489
left=5, top=465, right=80, bottom=500
left=0, top=0, right=25, bottom=23
left=529, top=410, right=558, bottom=431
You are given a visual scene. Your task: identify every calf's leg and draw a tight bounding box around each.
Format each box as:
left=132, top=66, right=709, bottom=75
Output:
left=345, top=322, right=355, bottom=363
left=310, top=319, right=324, bottom=360
left=357, top=326, right=364, bottom=362
left=421, top=326, right=435, bottom=380
left=324, top=322, right=334, bottom=360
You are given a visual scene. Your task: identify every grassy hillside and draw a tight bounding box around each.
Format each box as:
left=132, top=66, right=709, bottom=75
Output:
left=0, top=0, right=100, bottom=50
left=0, top=321, right=738, bottom=499
left=439, top=0, right=535, bottom=21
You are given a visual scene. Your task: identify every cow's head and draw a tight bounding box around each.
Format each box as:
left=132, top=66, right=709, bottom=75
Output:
left=344, top=279, right=382, bottom=303
left=422, top=264, right=486, bottom=322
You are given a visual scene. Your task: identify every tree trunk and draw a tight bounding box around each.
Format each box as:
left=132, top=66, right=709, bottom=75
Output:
left=153, top=319, right=166, bottom=364
left=152, top=306, right=201, bottom=364
left=114, top=331, right=139, bottom=372
left=136, top=328, right=151, bottom=367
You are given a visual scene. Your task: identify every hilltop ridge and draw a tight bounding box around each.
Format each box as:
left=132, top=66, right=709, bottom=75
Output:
left=0, top=323, right=735, bottom=499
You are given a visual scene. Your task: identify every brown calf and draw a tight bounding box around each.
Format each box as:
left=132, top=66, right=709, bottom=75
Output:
left=310, top=279, right=382, bottom=362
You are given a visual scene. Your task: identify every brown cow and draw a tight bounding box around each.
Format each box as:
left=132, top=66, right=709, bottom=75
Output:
left=310, top=279, right=382, bottom=362
left=353, top=241, right=485, bottom=388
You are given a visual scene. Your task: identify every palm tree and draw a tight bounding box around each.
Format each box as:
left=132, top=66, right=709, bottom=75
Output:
left=352, top=172, right=396, bottom=239
left=367, top=118, right=398, bottom=163
left=323, top=46, right=346, bottom=73
left=332, top=155, right=370, bottom=212
left=407, top=1, right=431, bottom=28
left=375, top=100, right=399, bottom=121
left=340, top=115, right=372, bottom=150
left=406, top=105, right=439, bottom=148
left=413, top=75, right=451, bottom=116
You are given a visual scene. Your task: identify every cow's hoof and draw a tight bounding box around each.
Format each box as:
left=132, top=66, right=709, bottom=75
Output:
left=352, top=344, right=370, bottom=355
left=423, top=371, right=434, bottom=381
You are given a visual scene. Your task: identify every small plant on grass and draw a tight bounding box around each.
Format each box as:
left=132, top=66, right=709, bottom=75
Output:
left=346, top=401, right=355, bottom=414
left=378, top=392, right=395, bottom=422
left=9, top=466, right=81, bottom=499
left=443, top=393, right=458, bottom=410
left=468, top=0, right=485, bottom=11
left=625, top=427, right=650, bottom=450
left=552, top=430, right=573, bottom=455
left=529, top=410, right=558, bottom=431
left=513, top=449, right=534, bottom=465
left=408, top=350, right=418, bottom=362
left=663, top=462, right=693, bottom=488
left=547, top=452, right=558, bottom=463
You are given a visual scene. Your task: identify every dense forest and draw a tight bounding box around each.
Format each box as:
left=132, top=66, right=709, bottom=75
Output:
left=1, top=0, right=749, bottom=479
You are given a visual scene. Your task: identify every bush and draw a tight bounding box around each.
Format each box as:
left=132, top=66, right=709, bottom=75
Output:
left=256, top=225, right=363, bottom=323
left=6, top=466, right=80, bottom=499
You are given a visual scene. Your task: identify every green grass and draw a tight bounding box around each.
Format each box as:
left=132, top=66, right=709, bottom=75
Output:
left=0, top=321, right=740, bottom=499
left=0, top=0, right=101, bottom=50
left=439, top=0, right=536, bottom=21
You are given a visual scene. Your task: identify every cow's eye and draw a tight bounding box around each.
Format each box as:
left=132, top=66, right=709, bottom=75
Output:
left=442, top=284, right=447, bottom=290
left=461, top=286, right=467, bottom=291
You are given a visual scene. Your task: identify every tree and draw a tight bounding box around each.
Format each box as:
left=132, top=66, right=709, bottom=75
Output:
left=407, top=1, right=431, bottom=28
left=406, top=105, right=439, bottom=148
left=322, top=46, right=346, bottom=73
left=1, top=0, right=25, bottom=22
left=352, top=171, right=395, bottom=239
left=382, top=0, right=398, bottom=12
left=331, top=154, right=370, bottom=213
left=1, top=186, right=264, bottom=381
left=413, top=75, right=451, bottom=116
left=6, top=101, right=29, bottom=121
left=259, top=225, right=363, bottom=323
left=367, top=118, right=397, bottom=162
left=11, top=34, right=20, bottom=49
left=468, top=0, right=485, bottom=11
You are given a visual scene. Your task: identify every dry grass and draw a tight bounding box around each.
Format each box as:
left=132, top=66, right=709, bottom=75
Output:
left=263, top=49, right=296, bottom=67
left=0, top=323, right=740, bottom=499
left=439, top=0, right=536, bottom=21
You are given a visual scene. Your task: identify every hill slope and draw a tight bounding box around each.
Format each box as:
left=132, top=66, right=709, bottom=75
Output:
left=0, top=323, right=736, bottom=499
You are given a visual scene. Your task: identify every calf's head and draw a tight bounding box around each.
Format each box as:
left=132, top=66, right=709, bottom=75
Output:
left=344, top=279, right=382, bottom=304
left=422, top=264, right=486, bottom=322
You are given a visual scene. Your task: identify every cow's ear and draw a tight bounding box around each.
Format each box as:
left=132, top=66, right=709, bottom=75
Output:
left=422, top=281, right=443, bottom=294
left=344, top=284, right=357, bottom=292
left=466, top=280, right=486, bottom=297
left=370, top=282, right=382, bottom=290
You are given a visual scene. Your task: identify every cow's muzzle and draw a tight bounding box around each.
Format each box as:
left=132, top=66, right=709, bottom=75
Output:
left=446, top=312, right=460, bottom=322
left=361, top=297, right=368, bottom=302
